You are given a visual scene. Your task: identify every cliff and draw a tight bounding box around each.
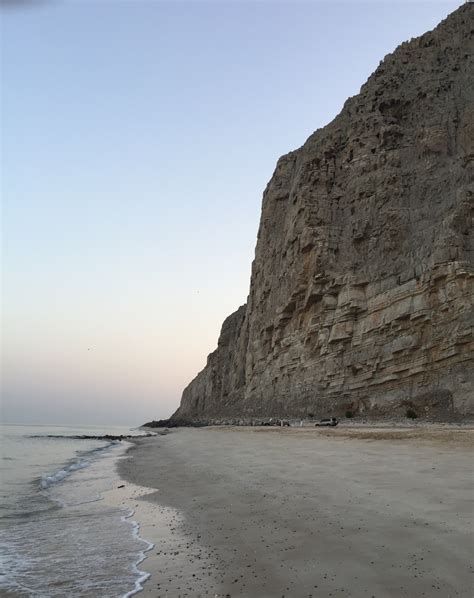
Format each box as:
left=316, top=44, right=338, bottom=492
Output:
left=173, top=4, right=474, bottom=422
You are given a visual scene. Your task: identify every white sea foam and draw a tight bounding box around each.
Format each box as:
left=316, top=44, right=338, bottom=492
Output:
left=121, top=509, right=155, bottom=598
left=39, top=442, right=117, bottom=489
left=2, top=425, right=152, bottom=597
left=40, top=459, right=90, bottom=489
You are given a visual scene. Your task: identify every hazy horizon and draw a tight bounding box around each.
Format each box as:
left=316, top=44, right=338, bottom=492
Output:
left=1, top=0, right=462, bottom=426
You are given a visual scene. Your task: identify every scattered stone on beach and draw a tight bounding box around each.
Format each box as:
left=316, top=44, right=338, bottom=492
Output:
left=120, top=427, right=473, bottom=598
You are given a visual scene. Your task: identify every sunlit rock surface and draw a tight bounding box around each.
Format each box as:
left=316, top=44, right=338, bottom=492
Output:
left=174, top=4, right=473, bottom=421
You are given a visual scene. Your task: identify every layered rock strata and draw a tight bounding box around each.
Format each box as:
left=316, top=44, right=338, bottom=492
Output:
left=173, top=4, right=474, bottom=421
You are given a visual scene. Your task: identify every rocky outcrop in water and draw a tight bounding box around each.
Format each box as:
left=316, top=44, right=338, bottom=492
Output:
left=173, top=4, right=473, bottom=422
left=37, top=434, right=153, bottom=440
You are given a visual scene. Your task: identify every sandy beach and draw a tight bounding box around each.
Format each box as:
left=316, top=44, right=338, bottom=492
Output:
left=116, top=426, right=474, bottom=597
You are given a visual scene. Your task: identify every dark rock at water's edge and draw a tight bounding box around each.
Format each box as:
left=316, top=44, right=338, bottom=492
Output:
left=165, top=4, right=473, bottom=424
left=143, top=412, right=471, bottom=428
left=142, top=419, right=169, bottom=428
left=143, top=419, right=206, bottom=428
left=34, top=434, right=154, bottom=441
left=143, top=417, right=295, bottom=428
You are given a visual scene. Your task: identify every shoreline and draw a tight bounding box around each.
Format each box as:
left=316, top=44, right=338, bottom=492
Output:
left=117, top=424, right=474, bottom=597
left=102, top=480, right=159, bottom=598
left=0, top=427, right=162, bottom=598
left=109, top=440, right=221, bottom=597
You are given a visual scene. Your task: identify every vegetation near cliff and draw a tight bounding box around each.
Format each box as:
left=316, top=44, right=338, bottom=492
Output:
left=173, top=5, right=473, bottom=422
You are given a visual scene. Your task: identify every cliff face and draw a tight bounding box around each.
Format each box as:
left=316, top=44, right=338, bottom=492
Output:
left=175, top=4, right=474, bottom=421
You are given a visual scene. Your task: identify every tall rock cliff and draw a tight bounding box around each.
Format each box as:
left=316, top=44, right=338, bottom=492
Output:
left=174, top=4, right=474, bottom=421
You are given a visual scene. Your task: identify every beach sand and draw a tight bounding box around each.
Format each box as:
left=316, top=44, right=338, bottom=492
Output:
left=116, top=426, right=474, bottom=597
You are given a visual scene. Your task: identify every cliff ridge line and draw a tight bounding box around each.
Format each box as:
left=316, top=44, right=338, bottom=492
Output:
left=172, top=4, right=474, bottom=422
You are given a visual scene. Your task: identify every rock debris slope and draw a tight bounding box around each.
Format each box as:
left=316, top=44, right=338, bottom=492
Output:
left=174, top=4, right=473, bottom=421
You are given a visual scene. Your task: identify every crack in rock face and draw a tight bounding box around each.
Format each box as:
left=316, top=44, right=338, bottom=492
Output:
left=173, top=4, right=474, bottom=424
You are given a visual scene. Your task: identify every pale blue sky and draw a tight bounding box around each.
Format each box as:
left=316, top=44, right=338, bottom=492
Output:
left=2, top=0, right=462, bottom=425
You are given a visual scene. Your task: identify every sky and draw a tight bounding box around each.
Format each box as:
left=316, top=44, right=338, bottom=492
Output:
left=1, top=0, right=463, bottom=426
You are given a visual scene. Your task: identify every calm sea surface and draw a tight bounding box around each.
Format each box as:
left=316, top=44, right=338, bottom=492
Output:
left=0, top=424, right=152, bottom=597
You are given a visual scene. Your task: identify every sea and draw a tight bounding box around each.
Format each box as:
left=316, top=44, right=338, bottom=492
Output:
left=0, top=423, right=154, bottom=597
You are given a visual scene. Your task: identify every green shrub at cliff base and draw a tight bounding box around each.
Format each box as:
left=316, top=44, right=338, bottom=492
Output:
left=345, top=410, right=354, bottom=418
left=406, top=409, right=418, bottom=419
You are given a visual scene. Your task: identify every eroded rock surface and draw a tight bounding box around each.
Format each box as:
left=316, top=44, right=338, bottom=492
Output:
left=174, top=5, right=474, bottom=421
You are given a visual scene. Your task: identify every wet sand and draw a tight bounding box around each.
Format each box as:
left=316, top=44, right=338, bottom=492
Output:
left=117, top=426, right=474, bottom=597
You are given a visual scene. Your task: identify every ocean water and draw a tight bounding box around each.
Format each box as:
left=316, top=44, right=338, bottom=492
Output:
left=0, top=424, right=153, bottom=597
